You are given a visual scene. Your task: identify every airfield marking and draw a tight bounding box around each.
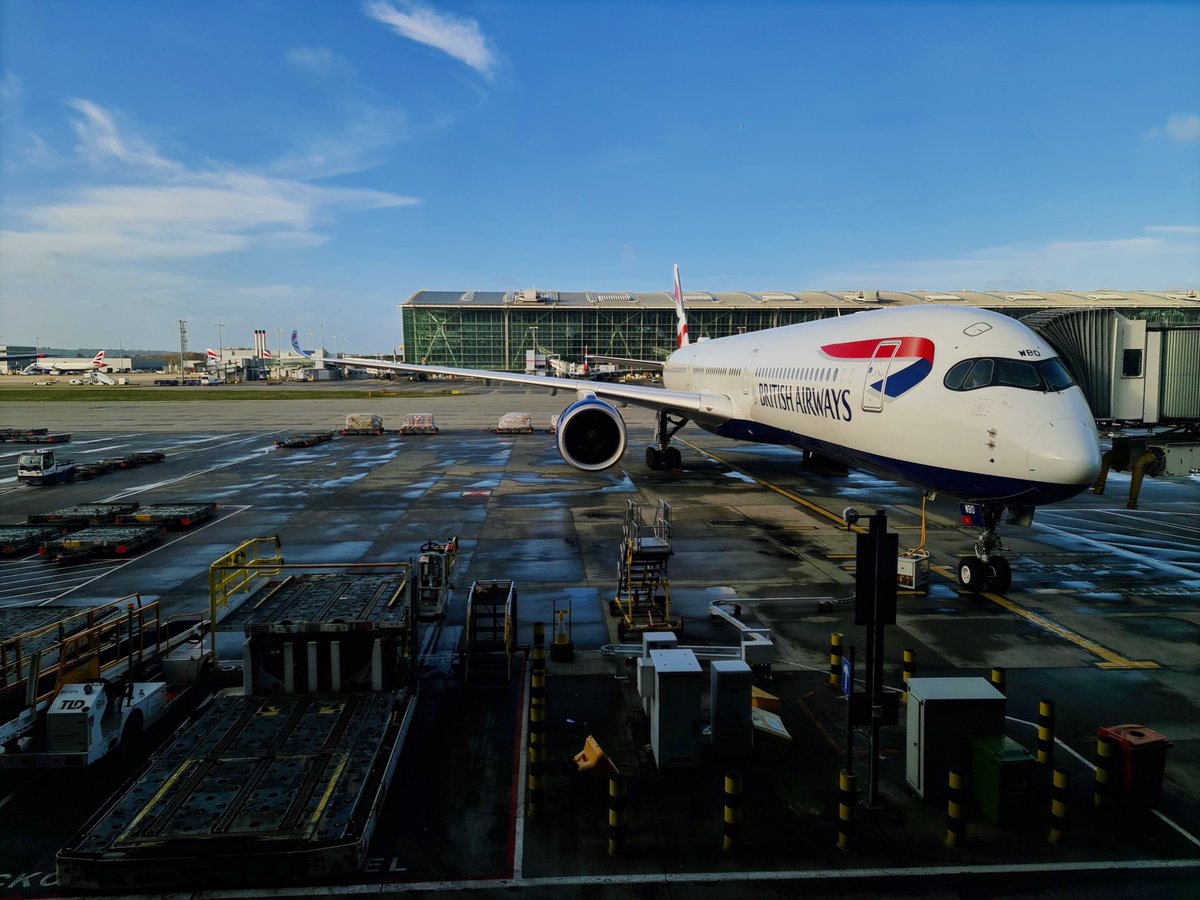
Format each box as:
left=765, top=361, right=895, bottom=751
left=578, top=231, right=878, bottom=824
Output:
left=683, top=440, right=1160, bottom=670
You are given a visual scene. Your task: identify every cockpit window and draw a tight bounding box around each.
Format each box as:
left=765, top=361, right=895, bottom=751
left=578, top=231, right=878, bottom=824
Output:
left=943, top=357, right=1077, bottom=393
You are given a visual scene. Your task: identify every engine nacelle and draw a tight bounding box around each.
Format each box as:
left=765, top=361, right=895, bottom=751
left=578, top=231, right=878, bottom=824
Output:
left=555, top=396, right=627, bottom=471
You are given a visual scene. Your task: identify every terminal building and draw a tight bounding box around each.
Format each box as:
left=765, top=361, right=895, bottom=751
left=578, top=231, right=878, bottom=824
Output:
left=398, top=287, right=1200, bottom=372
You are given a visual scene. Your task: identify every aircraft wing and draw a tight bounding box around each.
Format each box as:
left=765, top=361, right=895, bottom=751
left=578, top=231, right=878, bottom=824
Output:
left=316, top=354, right=734, bottom=424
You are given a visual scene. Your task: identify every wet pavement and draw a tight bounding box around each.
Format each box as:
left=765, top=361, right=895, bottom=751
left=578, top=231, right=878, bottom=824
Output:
left=0, top=380, right=1197, bottom=897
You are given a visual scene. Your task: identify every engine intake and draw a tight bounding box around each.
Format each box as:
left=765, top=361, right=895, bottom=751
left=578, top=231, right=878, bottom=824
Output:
left=555, top=396, right=627, bottom=471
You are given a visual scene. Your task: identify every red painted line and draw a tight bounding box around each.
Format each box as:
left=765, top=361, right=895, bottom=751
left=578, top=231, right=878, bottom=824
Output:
left=505, top=654, right=528, bottom=878
left=796, top=689, right=842, bottom=754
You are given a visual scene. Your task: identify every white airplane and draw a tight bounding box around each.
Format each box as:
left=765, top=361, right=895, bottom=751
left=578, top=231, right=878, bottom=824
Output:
left=22, top=350, right=106, bottom=375
left=293, top=265, right=1101, bottom=593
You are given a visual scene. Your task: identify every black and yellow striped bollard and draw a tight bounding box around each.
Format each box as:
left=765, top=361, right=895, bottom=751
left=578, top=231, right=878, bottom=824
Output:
left=901, top=648, right=916, bottom=706
left=722, top=771, right=743, bottom=852
left=828, top=632, right=844, bottom=688
left=1036, top=700, right=1055, bottom=766
left=990, top=666, right=1006, bottom=696
left=1048, top=766, right=1070, bottom=844
left=1094, top=733, right=1116, bottom=809
left=837, top=770, right=857, bottom=851
left=945, top=768, right=966, bottom=848
left=527, top=622, right=547, bottom=818
left=608, top=772, right=627, bottom=856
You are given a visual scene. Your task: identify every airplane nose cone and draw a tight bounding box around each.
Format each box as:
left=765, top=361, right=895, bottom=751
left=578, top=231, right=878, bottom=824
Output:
left=1028, top=418, right=1101, bottom=487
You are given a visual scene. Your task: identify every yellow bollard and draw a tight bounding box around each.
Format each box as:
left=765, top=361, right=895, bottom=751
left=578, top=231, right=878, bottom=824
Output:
left=837, top=770, right=857, bottom=851
left=722, top=771, right=743, bottom=852
left=901, top=648, right=916, bottom=706
left=608, top=772, right=627, bottom=856
left=990, top=666, right=1006, bottom=696
left=945, top=768, right=966, bottom=848
left=1049, top=766, right=1070, bottom=844
left=1037, top=700, right=1055, bottom=766
left=828, top=632, right=844, bottom=687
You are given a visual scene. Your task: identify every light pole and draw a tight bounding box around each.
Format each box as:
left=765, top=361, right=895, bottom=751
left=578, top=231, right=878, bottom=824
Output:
left=177, top=320, right=188, bottom=386
left=217, top=322, right=224, bottom=370
left=275, top=328, right=281, bottom=380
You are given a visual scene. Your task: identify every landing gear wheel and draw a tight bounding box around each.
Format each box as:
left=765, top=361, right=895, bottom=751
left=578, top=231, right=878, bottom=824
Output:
left=985, top=556, right=1012, bottom=594
left=646, top=446, right=662, bottom=470
left=958, top=557, right=986, bottom=593
left=664, top=447, right=682, bottom=470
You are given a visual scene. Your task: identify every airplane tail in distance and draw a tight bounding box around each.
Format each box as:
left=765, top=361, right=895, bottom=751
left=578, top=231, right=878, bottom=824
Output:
left=92, top=351, right=106, bottom=366
left=206, top=348, right=220, bottom=362
left=673, top=264, right=690, bottom=348
left=291, top=330, right=312, bottom=358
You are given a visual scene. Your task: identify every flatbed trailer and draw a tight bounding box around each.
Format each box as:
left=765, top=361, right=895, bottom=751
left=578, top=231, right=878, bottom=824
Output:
left=41, top=525, right=162, bottom=561
left=57, top=566, right=420, bottom=890
left=1, top=429, right=71, bottom=444
left=274, top=431, right=335, bottom=448
left=27, top=502, right=140, bottom=529
left=75, top=459, right=117, bottom=480
left=115, top=502, right=216, bottom=529
left=98, top=449, right=166, bottom=470
left=0, top=524, right=63, bottom=555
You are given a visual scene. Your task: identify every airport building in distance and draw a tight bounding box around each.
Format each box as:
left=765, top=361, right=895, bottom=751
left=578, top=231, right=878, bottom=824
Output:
left=398, top=287, right=1200, bottom=371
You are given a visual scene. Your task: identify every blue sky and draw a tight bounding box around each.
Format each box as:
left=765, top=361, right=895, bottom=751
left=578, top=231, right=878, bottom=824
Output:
left=2, top=1, right=1198, bottom=353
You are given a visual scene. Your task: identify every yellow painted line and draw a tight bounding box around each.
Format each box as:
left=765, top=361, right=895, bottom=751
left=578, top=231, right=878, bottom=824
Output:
left=929, top=564, right=1159, bottom=669
left=682, top=439, right=1160, bottom=671
left=120, top=759, right=196, bottom=841
left=307, top=751, right=350, bottom=834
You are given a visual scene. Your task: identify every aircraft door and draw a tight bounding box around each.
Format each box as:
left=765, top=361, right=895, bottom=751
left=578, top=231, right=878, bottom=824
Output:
left=861, top=340, right=901, bottom=412
left=741, top=349, right=760, bottom=400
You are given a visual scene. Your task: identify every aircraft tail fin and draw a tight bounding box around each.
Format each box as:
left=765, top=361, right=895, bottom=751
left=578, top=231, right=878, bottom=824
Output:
left=291, top=330, right=313, bottom=358
left=92, top=351, right=106, bottom=366
left=673, top=264, right=690, bottom=348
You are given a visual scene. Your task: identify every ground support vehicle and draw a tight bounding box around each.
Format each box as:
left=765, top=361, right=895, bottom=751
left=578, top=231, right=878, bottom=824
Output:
left=57, top=563, right=419, bottom=891
left=114, top=502, right=216, bottom=529
left=27, top=502, right=140, bottom=529
left=612, top=498, right=680, bottom=637
left=16, top=449, right=76, bottom=485
left=417, top=536, right=457, bottom=619
left=0, top=596, right=205, bottom=767
left=41, top=525, right=162, bottom=561
left=0, top=524, right=63, bottom=555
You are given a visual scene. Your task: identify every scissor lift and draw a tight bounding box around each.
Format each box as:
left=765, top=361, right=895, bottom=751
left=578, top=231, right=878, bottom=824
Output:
left=612, top=499, right=679, bottom=637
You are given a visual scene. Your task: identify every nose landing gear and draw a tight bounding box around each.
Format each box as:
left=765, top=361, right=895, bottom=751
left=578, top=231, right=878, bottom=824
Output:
left=646, top=410, right=687, bottom=471
left=958, top=502, right=1013, bottom=594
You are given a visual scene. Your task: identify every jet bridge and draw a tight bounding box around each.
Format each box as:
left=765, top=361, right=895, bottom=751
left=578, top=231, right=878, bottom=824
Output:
left=1023, top=309, right=1200, bottom=507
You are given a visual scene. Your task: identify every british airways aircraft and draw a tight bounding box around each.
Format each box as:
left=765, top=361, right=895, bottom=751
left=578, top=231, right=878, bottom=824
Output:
left=294, top=266, right=1101, bottom=593
left=21, top=350, right=106, bottom=375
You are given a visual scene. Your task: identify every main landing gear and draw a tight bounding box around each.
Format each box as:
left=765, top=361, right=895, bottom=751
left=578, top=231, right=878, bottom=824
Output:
left=957, top=502, right=1012, bottom=594
left=646, top=410, right=687, bottom=471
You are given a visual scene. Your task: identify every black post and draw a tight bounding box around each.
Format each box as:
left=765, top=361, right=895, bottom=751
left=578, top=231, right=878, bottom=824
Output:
left=856, top=508, right=896, bottom=808
left=844, top=645, right=855, bottom=776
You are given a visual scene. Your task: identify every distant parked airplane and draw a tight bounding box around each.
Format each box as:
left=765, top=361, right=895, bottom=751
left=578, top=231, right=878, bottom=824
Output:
left=0, top=351, right=45, bottom=362
left=22, top=351, right=106, bottom=375
left=294, top=266, right=1101, bottom=592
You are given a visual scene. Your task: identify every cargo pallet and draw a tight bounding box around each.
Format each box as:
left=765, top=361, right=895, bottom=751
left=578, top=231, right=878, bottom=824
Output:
left=115, top=502, right=217, bottom=529
left=57, top=554, right=419, bottom=891
left=98, top=450, right=166, bottom=470
left=340, top=414, right=384, bottom=436
left=0, top=429, right=71, bottom=444
left=0, top=524, right=63, bottom=555
left=27, top=502, right=140, bottom=529
left=398, top=413, right=439, bottom=435
left=41, top=525, right=162, bottom=561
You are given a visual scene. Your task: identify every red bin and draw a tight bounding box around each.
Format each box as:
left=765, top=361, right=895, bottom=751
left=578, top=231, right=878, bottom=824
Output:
left=1098, top=724, right=1172, bottom=807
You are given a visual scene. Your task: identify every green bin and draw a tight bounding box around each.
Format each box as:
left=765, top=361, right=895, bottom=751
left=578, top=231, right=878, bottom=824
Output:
left=970, top=735, right=1035, bottom=829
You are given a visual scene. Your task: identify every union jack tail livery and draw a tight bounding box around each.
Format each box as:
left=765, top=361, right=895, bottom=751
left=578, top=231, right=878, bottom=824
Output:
left=263, top=349, right=272, bottom=359
left=91, top=351, right=105, bottom=367
left=673, top=264, right=690, bottom=348
left=206, top=348, right=220, bottom=362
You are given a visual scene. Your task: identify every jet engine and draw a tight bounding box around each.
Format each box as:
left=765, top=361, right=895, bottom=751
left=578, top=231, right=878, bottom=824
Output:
left=555, top=396, right=627, bottom=471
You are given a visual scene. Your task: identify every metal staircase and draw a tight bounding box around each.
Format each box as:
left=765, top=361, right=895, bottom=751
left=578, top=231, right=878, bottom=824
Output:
left=612, top=499, right=679, bottom=636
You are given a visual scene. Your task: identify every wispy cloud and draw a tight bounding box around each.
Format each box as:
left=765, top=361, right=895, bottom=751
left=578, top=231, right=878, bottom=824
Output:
left=5, top=102, right=417, bottom=267
left=286, top=46, right=343, bottom=77
left=67, top=98, right=181, bottom=172
left=1147, top=225, right=1200, bottom=234
left=364, top=1, right=498, bottom=80
left=1148, top=112, right=1200, bottom=143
